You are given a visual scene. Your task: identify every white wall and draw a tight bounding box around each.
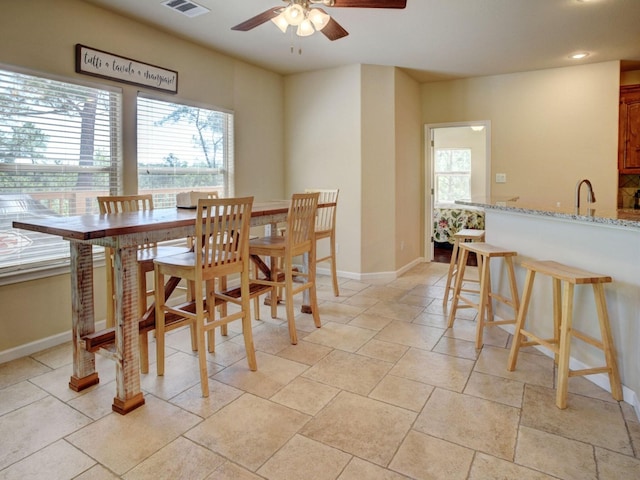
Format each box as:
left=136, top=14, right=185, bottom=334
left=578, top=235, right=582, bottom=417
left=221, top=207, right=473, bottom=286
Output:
left=0, top=0, right=284, bottom=353
left=422, top=62, right=620, bottom=211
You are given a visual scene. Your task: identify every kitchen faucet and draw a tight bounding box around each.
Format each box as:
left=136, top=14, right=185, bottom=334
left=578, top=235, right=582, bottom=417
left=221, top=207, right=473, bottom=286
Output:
left=575, top=179, right=596, bottom=210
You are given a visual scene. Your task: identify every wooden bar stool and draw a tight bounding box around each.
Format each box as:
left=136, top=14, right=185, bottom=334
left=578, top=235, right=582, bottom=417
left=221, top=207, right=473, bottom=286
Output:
left=447, top=242, right=519, bottom=349
left=507, top=260, right=622, bottom=409
left=442, top=228, right=485, bottom=307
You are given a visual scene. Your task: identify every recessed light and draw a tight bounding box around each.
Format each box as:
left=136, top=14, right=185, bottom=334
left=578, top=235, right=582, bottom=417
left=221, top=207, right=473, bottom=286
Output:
left=569, top=52, right=590, bottom=60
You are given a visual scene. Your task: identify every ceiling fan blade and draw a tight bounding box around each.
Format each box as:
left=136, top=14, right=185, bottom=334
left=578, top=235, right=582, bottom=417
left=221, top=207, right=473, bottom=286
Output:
left=321, top=16, right=349, bottom=41
left=331, top=0, right=406, bottom=8
left=231, top=7, right=281, bottom=31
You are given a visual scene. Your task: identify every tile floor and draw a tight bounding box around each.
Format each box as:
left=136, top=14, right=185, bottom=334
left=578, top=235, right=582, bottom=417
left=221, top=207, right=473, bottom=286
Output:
left=1, top=262, right=639, bottom=479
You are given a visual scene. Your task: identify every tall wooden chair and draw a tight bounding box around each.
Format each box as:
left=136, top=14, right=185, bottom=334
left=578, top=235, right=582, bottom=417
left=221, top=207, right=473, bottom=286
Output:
left=97, top=194, right=191, bottom=373
left=249, top=192, right=321, bottom=344
left=305, top=188, right=340, bottom=297
left=154, top=196, right=257, bottom=397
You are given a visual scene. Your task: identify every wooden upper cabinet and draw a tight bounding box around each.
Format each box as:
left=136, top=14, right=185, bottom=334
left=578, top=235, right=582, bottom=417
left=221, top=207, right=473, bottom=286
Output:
left=619, top=85, right=640, bottom=173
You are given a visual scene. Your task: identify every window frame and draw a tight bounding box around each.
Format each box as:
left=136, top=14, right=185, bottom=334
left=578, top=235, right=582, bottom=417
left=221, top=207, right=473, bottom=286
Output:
left=433, top=147, right=472, bottom=207
left=0, top=63, right=123, bottom=283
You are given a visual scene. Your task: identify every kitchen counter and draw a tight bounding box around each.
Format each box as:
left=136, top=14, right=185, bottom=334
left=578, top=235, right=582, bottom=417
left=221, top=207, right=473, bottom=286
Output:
left=456, top=197, right=640, bottom=229
left=454, top=197, right=640, bottom=416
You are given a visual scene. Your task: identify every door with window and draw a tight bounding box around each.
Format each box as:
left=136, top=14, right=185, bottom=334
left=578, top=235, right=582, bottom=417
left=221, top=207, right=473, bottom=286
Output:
left=426, top=124, right=490, bottom=262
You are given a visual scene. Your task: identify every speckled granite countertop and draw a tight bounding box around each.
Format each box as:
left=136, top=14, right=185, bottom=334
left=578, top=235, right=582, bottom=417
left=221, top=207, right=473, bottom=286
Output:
left=456, top=197, right=640, bottom=230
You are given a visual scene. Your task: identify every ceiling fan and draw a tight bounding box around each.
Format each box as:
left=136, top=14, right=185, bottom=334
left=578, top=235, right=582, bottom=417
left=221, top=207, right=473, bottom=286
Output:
left=231, top=0, right=407, bottom=41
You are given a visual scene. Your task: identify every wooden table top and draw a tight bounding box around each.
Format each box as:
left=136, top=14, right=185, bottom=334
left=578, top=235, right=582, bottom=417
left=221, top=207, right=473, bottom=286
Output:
left=12, top=201, right=291, bottom=241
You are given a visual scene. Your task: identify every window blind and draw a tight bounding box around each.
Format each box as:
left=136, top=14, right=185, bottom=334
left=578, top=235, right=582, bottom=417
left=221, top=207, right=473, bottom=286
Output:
left=137, top=94, right=234, bottom=208
left=0, top=66, right=122, bottom=274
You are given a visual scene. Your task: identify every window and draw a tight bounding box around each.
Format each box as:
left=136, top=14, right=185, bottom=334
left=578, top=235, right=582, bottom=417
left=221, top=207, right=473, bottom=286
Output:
left=0, top=66, right=122, bottom=274
left=434, top=148, right=471, bottom=206
left=137, top=95, right=234, bottom=207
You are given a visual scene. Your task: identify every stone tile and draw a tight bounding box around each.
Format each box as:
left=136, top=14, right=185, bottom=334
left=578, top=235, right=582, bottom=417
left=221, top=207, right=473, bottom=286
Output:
left=389, top=430, right=474, bottom=480
left=169, top=378, right=244, bottom=418
left=468, top=452, right=556, bottom=479
left=374, top=321, right=444, bottom=350
left=463, top=371, right=524, bottom=408
left=30, top=341, right=73, bottom=369
left=621, top=401, right=640, bottom=423
left=389, top=348, right=474, bottom=392
left=365, top=301, right=424, bottom=322
left=369, top=374, right=433, bottom=412
left=256, top=434, right=351, bottom=480
left=515, top=426, right=597, bottom=480
left=397, top=293, right=434, bottom=307
left=302, top=391, right=416, bottom=466
left=213, top=351, right=307, bottom=398
left=595, top=446, right=640, bottom=480
left=348, top=313, right=393, bottom=331
left=303, top=350, right=392, bottom=395
left=75, top=464, right=121, bottom=479
left=343, top=294, right=379, bottom=308
left=567, top=375, right=619, bottom=403
left=0, top=356, right=51, bottom=389
left=521, top=384, right=633, bottom=455
left=185, top=393, right=309, bottom=471
left=414, top=388, right=519, bottom=460
left=67, top=380, right=120, bottom=420
left=276, top=340, right=333, bottom=366
left=122, top=437, right=225, bottom=480
left=357, top=339, right=409, bottom=363
left=338, top=457, right=411, bottom=480
left=358, top=285, right=409, bottom=302
left=270, top=376, right=340, bottom=415
left=207, top=461, right=264, bottom=479
left=141, top=350, right=224, bottom=400
left=407, top=284, right=447, bottom=301
left=432, top=335, right=480, bottom=360
left=29, top=355, right=116, bottom=402
left=0, top=439, right=95, bottom=480
left=0, top=380, right=48, bottom=417
left=629, top=420, right=640, bottom=458
left=474, top=345, right=554, bottom=389
left=340, top=280, right=371, bottom=292
left=412, top=311, right=449, bottom=329
left=445, top=317, right=510, bottom=347
left=249, top=322, right=297, bottom=355
left=303, top=321, right=377, bottom=352
left=317, top=302, right=366, bottom=323
left=0, top=396, right=92, bottom=470
left=67, top=395, right=201, bottom=475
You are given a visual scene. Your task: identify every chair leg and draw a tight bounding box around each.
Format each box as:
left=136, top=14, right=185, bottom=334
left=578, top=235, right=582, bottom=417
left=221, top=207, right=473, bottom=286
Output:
left=240, top=269, right=257, bottom=371
left=309, top=250, right=321, bottom=329
left=206, top=280, right=216, bottom=354
left=443, top=238, right=460, bottom=307
left=447, top=248, right=468, bottom=328
left=593, top=283, right=623, bottom=401
left=284, top=262, right=298, bottom=345
left=155, top=268, right=166, bottom=376
left=194, top=279, right=209, bottom=397
left=329, top=233, right=339, bottom=297
left=270, top=255, right=278, bottom=319
left=105, top=249, right=115, bottom=328
left=507, top=269, right=535, bottom=371
left=556, top=282, right=574, bottom=409
left=475, top=255, right=491, bottom=349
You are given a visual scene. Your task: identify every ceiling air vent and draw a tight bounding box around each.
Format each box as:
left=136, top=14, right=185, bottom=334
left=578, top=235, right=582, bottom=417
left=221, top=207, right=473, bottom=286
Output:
left=161, top=0, right=210, bottom=18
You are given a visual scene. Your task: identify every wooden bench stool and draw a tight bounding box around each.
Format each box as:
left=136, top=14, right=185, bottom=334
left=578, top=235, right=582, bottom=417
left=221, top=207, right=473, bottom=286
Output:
left=447, top=242, right=519, bottom=349
left=507, top=260, right=622, bottom=409
left=442, top=228, right=486, bottom=307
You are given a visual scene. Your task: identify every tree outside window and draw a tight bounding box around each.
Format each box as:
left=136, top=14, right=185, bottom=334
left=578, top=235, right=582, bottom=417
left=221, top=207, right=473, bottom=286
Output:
left=434, top=148, right=471, bottom=206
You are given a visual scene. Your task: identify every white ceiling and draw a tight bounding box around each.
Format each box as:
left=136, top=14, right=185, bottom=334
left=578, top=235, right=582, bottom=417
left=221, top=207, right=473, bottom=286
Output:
left=82, top=0, right=640, bottom=82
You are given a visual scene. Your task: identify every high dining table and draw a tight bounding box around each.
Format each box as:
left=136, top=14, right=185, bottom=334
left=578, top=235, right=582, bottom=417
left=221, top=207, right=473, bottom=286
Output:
left=12, top=200, right=306, bottom=415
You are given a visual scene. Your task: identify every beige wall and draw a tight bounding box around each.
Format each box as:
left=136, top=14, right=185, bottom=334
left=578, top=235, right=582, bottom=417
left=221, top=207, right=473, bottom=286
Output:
left=422, top=61, right=621, bottom=211
left=0, top=0, right=284, bottom=353
left=284, top=65, right=362, bottom=275
left=285, top=65, right=422, bottom=276
left=394, top=69, right=423, bottom=267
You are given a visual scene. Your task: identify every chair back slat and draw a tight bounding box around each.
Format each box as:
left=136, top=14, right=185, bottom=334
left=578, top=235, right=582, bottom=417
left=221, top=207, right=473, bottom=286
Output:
left=97, top=194, right=153, bottom=214
left=286, top=192, right=319, bottom=252
left=305, top=188, right=338, bottom=233
left=196, top=197, right=253, bottom=274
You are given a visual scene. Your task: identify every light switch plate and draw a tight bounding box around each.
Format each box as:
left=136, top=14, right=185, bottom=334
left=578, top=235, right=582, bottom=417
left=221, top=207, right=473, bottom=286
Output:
left=496, top=173, right=507, bottom=183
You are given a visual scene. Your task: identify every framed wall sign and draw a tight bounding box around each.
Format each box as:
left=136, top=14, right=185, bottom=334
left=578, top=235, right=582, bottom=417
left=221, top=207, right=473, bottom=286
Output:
left=75, top=44, right=178, bottom=94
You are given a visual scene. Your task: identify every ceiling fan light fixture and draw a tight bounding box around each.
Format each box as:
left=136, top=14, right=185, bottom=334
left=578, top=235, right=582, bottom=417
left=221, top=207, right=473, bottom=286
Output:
left=271, top=12, right=289, bottom=33
left=297, top=18, right=315, bottom=36
left=308, top=8, right=330, bottom=31
left=283, top=3, right=305, bottom=26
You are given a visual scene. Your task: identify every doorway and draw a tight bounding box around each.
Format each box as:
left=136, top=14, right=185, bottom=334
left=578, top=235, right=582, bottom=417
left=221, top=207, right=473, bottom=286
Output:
left=425, top=122, right=491, bottom=263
